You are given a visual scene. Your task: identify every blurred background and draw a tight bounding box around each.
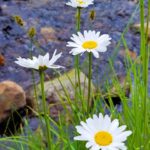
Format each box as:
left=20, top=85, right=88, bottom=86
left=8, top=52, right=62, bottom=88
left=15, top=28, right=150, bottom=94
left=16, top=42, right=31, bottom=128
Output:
left=0, top=0, right=140, bottom=89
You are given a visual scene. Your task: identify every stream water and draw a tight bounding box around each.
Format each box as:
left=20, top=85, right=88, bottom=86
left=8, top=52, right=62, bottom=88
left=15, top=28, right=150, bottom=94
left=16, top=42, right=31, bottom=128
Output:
left=0, top=0, right=140, bottom=89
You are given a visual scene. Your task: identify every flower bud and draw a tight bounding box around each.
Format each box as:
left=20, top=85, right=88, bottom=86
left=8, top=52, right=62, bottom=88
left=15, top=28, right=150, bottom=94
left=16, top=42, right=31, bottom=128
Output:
left=89, top=10, right=96, bottom=21
left=28, top=27, right=36, bottom=39
left=14, top=15, right=24, bottom=26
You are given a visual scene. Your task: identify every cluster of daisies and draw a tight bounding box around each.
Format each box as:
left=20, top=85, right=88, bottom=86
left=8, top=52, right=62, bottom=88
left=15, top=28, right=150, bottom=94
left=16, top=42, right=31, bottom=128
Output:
left=15, top=30, right=111, bottom=70
left=15, top=0, right=132, bottom=149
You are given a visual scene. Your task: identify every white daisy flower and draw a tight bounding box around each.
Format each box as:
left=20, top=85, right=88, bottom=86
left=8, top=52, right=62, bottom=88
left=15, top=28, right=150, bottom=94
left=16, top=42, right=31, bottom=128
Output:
left=74, top=113, right=132, bottom=150
left=66, top=0, right=94, bottom=8
left=15, top=50, right=63, bottom=71
left=67, top=30, right=111, bottom=58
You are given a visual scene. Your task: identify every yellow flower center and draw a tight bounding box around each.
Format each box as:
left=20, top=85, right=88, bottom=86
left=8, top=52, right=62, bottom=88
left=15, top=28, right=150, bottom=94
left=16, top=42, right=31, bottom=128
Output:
left=76, top=0, right=85, bottom=5
left=82, top=41, right=98, bottom=49
left=94, top=131, right=113, bottom=146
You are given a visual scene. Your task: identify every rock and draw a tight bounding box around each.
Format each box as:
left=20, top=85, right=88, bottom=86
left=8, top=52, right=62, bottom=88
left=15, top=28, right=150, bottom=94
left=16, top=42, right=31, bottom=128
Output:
left=0, top=81, right=26, bottom=122
left=28, top=69, right=95, bottom=117
left=118, top=49, right=142, bottom=66
left=40, top=27, right=57, bottom=44
left=26, top=0, right=49, bottom=8
left=119, top=49, right=137, bottom=60
left=128, top=0, right=138, bottom=3
left=0, top=54, right=5, bottom=66
left=104, top=74, right=130, bottom=106
left=131, top=22, right=150, bottom=38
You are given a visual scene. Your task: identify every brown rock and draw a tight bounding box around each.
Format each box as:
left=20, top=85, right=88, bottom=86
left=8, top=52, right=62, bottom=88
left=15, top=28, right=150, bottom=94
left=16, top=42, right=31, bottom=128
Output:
left=0, top=81, right=26, bottom=122
left=132, top=22, right=150, bottom=42
left=119, top=49, right=137, bottom=60
left=0, top=54, right=5, bottom=66
left=40, top=27, right=57, bottom=44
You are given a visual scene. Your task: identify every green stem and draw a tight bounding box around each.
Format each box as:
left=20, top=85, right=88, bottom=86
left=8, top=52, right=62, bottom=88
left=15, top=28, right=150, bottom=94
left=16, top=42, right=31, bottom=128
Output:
left=76, top=7, right=81, bottom=31
left=87, top=52, right=92, bottom=113
left=39, top=71, right=51, bottom=150
left=75, top=7, right=84, bottom=112
left=146, top=0, right=150, bottom=42
left=139, top=0, right=148, bottom=146
left=29, top=41, right=39, bottom=112
left=31, top=70, right=39, bottom=110
left=75, top=7, right=81, bottom=90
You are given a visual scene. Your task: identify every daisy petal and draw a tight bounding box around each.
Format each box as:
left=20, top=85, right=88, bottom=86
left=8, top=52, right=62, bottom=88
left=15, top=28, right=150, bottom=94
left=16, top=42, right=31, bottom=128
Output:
left=67, top=30, right=111, bottom=58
